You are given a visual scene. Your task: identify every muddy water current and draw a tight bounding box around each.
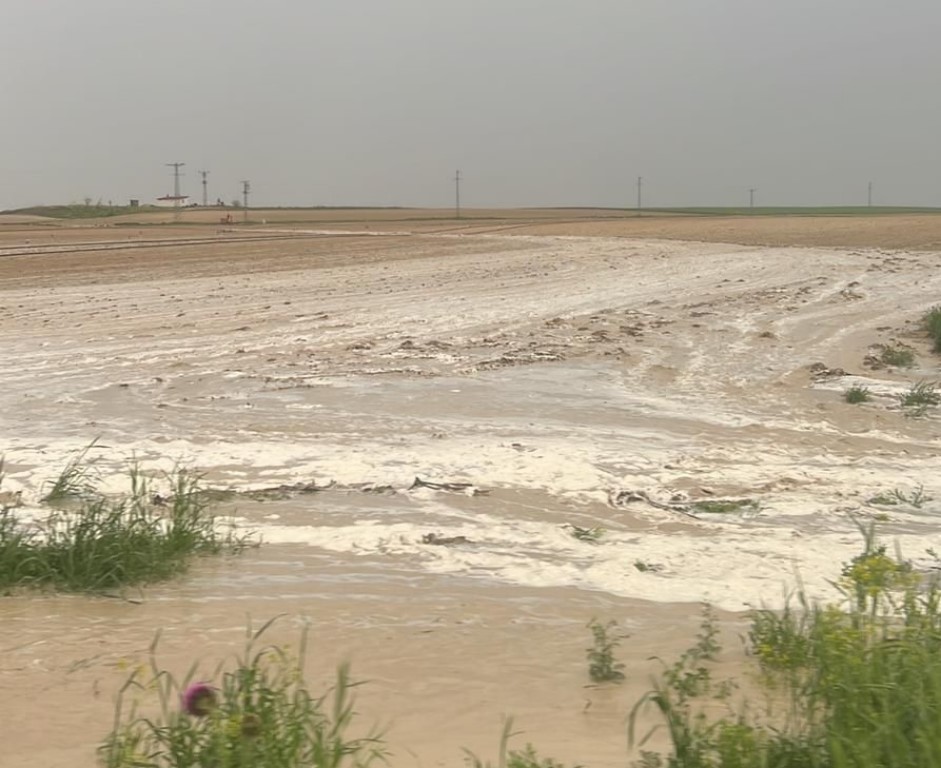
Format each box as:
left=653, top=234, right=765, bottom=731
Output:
left=1, top=230, right=939, bottom=766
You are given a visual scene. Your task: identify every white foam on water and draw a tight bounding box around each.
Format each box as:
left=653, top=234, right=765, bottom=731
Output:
left=246, top=496, right=941, bottom=612
left=2, top=235, right=941, bottom=612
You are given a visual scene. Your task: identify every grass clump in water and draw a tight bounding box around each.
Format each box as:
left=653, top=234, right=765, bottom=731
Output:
left=100, top=619, right=386, bottom=768
left=632, top=522, right=941, bottom=768
left=867, top=485, right=929, bottom=508
left=565, top=524, right=605, bottom=543
left=843, top=385, right=871, bottom=404
left=41, top=438, right=102, bottom=503
left=897, top=379, right=940, bottom=416
left=879, top=345, right=915, bottom=368
left=925, top=305, right=941, bottom=352
left=690, top=498, right=758, bottom=515
left=0, top=455, right=249, bottom=593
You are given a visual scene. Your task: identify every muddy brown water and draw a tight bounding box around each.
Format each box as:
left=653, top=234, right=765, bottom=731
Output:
left=1, top=219, right=939, bottom=766
left=0, top=554, right=749, bottom=768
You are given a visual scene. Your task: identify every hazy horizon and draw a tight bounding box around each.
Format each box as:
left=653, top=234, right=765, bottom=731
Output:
left=3, top=0, right=939, bottom=211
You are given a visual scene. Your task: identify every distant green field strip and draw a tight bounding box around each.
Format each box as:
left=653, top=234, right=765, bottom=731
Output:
left=640, top=206, right=941, bottom=216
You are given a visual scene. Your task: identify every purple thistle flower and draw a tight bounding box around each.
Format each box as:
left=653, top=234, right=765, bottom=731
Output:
left=182, top=682, right=217, bottom=717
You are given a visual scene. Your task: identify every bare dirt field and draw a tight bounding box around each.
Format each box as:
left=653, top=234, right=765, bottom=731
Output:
left=0, top=210, right=939, bottom=767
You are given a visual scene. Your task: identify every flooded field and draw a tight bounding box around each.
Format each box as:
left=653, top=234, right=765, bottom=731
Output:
left=1, top=212, right=939, bottom=766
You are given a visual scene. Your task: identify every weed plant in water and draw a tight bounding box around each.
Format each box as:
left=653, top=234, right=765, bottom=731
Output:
left=897, top=379, right=940, bottom=416
left=925, top=305, right=941, bottom=352
left=41, top=438, right=102, bottom=503
left=565, top=524, right=604, bottom=543
left=689, top=499, right=757, bottom=515
left=842, top=385, right=871, bottom=404
left=633, top=522, right=941, bottom=768
left=879, top=345, right=915, bottom=368
left=586, top=618, right=626, bottom=684
left=868, top=485, right=930, bottom=509
left=0, top=455, right=250, bottom=592
left=465, top=718, right=576, bottom=768
left=101, top=619, right=386, bottom=768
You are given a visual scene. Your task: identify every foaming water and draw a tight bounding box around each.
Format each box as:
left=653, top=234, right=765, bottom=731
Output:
left=3, top=231, right=941, bottom=767
left=5, top=359, right=941, bottom=612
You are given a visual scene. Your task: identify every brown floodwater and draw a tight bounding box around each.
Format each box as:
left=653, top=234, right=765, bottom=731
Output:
left=1, top=224, right=939, bottom=766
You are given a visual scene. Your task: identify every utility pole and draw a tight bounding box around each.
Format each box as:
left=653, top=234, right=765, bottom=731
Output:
left=240, top=180, right=250, bottom=223
left=868, top=181, right=873, bottom=207
left=749, top=188, right=757, bottom=209
left=166, top=162, right=185, bottom=197
left=199, top=170, right=209, bottom=207
left=636, top=176, right=643, bottom=214
left=454, top=170, right=461, bottom=219
left=166, top=162, right=185, bottom=220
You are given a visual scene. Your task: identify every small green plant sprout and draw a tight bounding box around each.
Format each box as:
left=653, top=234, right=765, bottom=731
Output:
left=564, top=524, right=604, bottom=543
left=880, top=345, right=916, bottom=368
left=634, top=560, right=663, bottom=573
left=586, top=618, right=626, bottom=684
left=689, top=498, right=758, bottom=515
left=924, top=305, right=941, bottom=352
left=843, top=384, right=872, bottom=404
left=464, top=718, right=577, bottom=768
left=659, top=606, right=723, bottom=701
left=898, top=380, right=941, bottom=416
left=507, top=744, right=575, bottom=768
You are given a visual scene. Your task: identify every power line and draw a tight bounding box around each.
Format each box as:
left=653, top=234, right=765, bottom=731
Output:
left=636, top=176, right=643, bottom=213
left=454, top=170, right=461, bottom=219
left=749, top=188, right=757, bottom=209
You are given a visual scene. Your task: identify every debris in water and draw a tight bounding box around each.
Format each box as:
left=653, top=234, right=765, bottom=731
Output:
left=421, top=532, right=473, bottom=546
left=409, top=476, right=488, bottom=495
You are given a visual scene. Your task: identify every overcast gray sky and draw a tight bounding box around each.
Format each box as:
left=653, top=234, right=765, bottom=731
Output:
left=2, top=0, right=939, bottom=210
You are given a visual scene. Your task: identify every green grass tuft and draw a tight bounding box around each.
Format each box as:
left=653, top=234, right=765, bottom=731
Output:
left=1, top=455, right=250, bottom=593
left=843, top=385, right=872, bottom=404
left=565, top=524, right=604, bottom=543
left=690, top=498, right=758, bottom=515
left=880, top=345, right=915, bottom=368
left=925, top=306, right=941, bottom=353
left=898, top=380, right=940, bottom=415
left=41, top=438, right=102, bottom=503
